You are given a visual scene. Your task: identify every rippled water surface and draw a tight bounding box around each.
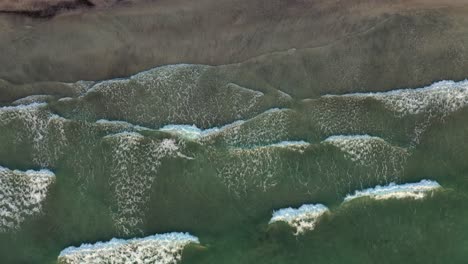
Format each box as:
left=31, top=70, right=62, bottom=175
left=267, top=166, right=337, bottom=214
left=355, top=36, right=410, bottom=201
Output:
left=1, top=64, right=468, bottom=263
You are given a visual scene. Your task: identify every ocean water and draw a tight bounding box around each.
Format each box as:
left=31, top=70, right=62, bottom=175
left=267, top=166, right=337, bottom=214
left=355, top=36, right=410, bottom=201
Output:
left=1, top=67, right=468, bottom=263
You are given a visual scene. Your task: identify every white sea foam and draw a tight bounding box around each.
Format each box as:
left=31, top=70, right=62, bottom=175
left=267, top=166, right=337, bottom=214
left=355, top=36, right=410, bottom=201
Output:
left=263, top=108, right=282, bottom=114
left=0, top=102, right=47, bottom=111
left=160, top=124, right=217, bottom=140
left=80, top=64, right=272, bottom=128
left=312, top=80, right=468, bottom=148
left=104, top=132, right=183, bottom=235
left=269, top=204, right=329, bottom=235
left=57, top=97, right=74, bottom=102
left=344, top=180, right=441, bottom=202
left=269, top=141, right=310, bottom=148
left=322, top=134, right=410, bottom=184
left=96, top=119, right=151, bottom=132
left=159, top=120, right=245, bottom=140
left=0, top=103, right=68, bottom=167
left=201, top=108, right=294, bottom=147
left=96, top=119, right=135, bottom=127
left=323, top=135, right=408, bottom=163
left=213, top=147, right=280, bottom=196
left=58, top=232, right=199, bottom=264
left=213, top=140, right=308, bottom=196
left=324, top=135, right=385, bottom=161
left=159, top=111, right=296, bottom=147
left=324, top=135, right=377, bottom=141
left=333, top=80, right=468, bottom=116
left=0, top=166, right=55, bottom=232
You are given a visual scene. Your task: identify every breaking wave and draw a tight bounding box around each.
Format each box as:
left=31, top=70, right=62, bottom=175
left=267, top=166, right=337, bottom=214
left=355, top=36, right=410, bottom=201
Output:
left=58, top=232, right=199, bottom=264
left=269, top=204, right=329, bottom=235
left=344, top=180, right=441, bottom=202
left=330, top=80, right=468, bottom=116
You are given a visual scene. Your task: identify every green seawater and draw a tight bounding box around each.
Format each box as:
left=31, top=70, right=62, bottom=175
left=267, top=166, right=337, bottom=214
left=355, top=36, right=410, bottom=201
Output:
left=0, top=68, right=468, bottom=263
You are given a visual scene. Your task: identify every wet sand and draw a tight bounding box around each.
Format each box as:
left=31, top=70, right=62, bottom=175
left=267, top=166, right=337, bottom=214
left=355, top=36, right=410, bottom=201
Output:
left=0, top=0, right=467, bottom=89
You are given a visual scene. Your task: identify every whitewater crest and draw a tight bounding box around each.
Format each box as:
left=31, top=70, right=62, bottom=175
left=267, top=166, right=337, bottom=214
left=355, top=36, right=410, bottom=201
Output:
left=103, top=132, right=184, bottom=235
left=58, top=232, right=199, bottom=264
left=344, top=180, right=441, bottom=202
left=96, top=119, right=149, bottom=131
left=159, top=108, right=296, bottom=148
left=269, top=141, right=310, bottom=149
left=203, top=108, right=296, bottom=147
left=335, top=80, right=468, bottom=116
left=302, top=80, right=468, bottom=148
left=0, top=165, right=55, bottom=232
left=159, top=122, right=241, bottom=141
left=269, top=204, right=329, bottom=235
